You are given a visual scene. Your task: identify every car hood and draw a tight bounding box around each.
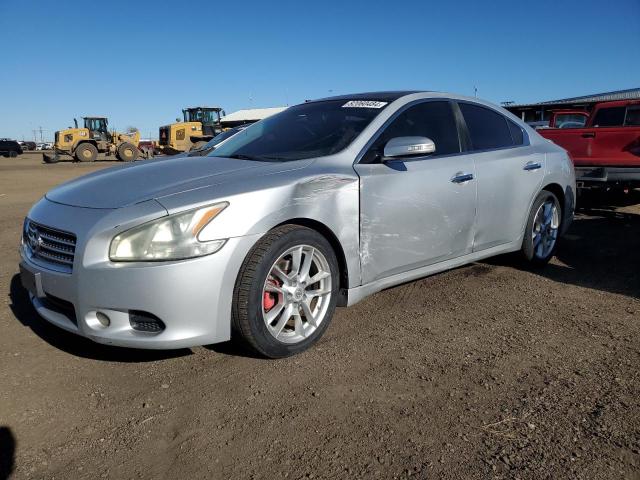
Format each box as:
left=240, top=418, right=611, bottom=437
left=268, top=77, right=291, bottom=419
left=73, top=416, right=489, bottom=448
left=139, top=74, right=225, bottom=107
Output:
left=45, top=156, right=310, bottom=209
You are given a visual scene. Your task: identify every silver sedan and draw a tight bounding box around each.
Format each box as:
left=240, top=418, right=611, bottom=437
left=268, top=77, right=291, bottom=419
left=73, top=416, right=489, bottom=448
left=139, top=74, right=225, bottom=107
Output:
left=20, top=91, right=575, bottom=357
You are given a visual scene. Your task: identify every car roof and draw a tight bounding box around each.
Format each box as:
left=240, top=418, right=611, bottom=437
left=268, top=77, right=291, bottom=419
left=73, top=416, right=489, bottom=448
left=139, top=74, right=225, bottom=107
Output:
left=307, top=91, right=423, bottom=104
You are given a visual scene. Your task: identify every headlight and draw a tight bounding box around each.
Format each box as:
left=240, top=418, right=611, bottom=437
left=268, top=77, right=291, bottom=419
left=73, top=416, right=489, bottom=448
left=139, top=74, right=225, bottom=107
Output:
left=109, top=203, right=228, bottom=261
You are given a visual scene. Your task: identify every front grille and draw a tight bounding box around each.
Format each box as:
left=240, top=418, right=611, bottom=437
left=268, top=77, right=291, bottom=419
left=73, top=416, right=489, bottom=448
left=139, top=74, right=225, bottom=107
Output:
left=24, top=219, right=76, bottom=271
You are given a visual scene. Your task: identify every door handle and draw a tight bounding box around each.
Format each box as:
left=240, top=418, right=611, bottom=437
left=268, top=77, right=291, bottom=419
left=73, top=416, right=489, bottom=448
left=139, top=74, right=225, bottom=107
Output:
left=451, top=172, right=474, bottom=183
left=523, top=161, right=542, bottom=171
left=581, top=132, right=596, bottom=138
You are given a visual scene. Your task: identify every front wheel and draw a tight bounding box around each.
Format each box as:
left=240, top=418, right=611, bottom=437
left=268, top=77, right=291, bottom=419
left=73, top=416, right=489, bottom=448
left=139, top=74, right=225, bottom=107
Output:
left=232, top=225, right=339, bottom=358
left=521, top=190, right=562, bottom=265
left=117, top=142, right=138, bottom=162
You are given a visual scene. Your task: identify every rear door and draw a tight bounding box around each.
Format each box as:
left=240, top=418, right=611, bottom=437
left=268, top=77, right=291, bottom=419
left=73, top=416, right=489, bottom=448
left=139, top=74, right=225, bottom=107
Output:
left=456, top=101, right=545, bottom=251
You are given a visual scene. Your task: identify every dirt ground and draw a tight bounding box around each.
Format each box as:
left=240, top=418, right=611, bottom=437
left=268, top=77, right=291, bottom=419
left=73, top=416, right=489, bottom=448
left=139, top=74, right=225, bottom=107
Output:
left=1, top=154, right=639, bottom=480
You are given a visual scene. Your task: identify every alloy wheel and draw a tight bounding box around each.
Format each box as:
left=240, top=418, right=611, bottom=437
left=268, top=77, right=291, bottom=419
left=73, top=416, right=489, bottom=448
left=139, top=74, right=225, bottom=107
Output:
left=262, top=245, right=332, bottom=344
left=532, top=199, right=559, bottom=259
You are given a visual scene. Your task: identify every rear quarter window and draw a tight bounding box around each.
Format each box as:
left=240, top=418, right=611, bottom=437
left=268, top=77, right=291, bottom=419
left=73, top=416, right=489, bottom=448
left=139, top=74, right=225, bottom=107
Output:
left=459, top=102, right=514, bottom=150
left=507, top=120, right=524, bottom=145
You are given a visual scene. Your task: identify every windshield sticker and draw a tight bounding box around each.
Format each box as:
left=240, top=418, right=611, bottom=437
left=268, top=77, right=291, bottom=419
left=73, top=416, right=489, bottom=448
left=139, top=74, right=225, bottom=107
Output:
left=342, top=100, right=388, bottom=109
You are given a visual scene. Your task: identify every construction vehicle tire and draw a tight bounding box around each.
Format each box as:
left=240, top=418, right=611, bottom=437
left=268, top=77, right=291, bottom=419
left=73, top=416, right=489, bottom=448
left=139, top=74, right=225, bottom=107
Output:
left=117, top=142, right=138, bottom=162
left=75, top=143, right=98, bottom=162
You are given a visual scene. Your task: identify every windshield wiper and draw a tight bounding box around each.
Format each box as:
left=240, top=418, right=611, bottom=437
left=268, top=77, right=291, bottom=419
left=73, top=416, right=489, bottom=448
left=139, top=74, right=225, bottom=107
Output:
left=225, top=154, right=264, bottom=161
left=188, top=148, right=211, bottom=157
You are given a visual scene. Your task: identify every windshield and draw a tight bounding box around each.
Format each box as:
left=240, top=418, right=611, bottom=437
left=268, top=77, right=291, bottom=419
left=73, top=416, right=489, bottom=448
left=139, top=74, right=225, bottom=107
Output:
left=184, top=109, right=221, bottom=124
left=209, top=100, right=387, bottom=161
left=85, top=118, right=107, bottom=132
left=203, top=128, right=240, bottom=149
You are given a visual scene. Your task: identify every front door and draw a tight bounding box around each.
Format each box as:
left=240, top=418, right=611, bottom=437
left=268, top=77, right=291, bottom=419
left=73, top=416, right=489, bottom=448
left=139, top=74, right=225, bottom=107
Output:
left=354, top=101, right=477, bottom=284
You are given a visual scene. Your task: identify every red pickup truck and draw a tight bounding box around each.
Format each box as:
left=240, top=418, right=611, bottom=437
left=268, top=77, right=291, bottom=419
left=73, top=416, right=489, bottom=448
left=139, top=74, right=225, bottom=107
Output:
left=538, top=100, right=640, bottom=188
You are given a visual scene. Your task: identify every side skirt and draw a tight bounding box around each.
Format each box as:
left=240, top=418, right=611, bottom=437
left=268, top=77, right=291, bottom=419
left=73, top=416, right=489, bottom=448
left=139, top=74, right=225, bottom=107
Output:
left=345, top=240, right=522, bottom=307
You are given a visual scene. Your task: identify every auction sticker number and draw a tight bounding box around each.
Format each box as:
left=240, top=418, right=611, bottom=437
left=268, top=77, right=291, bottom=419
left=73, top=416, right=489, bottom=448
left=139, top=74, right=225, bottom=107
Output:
left=342, top=101, right=388, bottom=109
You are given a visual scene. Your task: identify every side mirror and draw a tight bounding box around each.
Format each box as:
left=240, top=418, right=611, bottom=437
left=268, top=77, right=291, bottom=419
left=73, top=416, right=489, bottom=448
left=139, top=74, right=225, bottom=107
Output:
left=383, top=136, right=435, bottom=160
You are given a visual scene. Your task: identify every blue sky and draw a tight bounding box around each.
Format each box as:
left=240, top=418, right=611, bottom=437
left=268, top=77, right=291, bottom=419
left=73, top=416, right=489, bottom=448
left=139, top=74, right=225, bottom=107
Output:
left=0, top=0, right=638, bottom=141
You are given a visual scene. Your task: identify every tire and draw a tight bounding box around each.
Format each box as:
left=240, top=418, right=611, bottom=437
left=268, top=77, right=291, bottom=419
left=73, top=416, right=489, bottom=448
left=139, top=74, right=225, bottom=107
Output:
left=521, top=190, right=562, bottom=266
left=117, top=142, right=138, bottom=162
left=232, top=225, right=340, bottom=358
left=75, top=143, right=98, bottom=162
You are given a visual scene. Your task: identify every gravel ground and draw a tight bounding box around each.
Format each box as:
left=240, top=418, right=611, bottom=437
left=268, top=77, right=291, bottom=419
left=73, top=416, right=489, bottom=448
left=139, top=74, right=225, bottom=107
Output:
left=1, top=154, right=639, bottom=480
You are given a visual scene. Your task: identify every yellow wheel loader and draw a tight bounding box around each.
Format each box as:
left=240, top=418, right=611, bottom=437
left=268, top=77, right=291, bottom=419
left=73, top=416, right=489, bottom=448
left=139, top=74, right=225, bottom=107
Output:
left=158, top=107, right=225, bottom=154
left=43, top=117, right=142, bottom=163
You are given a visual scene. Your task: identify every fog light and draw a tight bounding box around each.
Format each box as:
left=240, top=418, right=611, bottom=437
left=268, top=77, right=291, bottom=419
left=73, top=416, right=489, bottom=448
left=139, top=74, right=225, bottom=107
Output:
left=96, top=311, right=111, bottom=327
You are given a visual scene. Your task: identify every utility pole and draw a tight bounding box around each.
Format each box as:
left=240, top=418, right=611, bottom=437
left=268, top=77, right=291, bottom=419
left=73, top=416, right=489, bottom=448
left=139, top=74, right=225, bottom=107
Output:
left=32, top=129, right=37, bottom=142
left=38, top=126, right=44, bottom=143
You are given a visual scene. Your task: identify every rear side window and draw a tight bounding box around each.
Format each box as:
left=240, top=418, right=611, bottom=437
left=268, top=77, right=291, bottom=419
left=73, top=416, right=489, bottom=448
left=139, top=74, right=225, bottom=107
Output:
left=592, top=107, right=626, bottom=127
left=459, top=103, right=513, bottom=150
left=507, top=120, right=524, bottom=145
left=625, top=106, right=640, bottom=126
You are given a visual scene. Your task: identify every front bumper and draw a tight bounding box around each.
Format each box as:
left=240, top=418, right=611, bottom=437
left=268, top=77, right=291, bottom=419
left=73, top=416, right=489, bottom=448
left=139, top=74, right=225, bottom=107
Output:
left=20, top=199, right=262, bottom=349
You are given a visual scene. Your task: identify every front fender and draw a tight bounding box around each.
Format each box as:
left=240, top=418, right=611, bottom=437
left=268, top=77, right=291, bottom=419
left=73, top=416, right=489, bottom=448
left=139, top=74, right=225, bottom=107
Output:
left=155, top=168, right=362, bottom=288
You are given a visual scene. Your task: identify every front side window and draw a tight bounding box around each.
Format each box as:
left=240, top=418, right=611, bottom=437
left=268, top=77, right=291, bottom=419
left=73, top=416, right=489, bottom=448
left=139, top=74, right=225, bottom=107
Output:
left=459, top=102, right=513, bottom=150
left=210, top=100, right=387, bottom=162
left=555, top=113, right=588, bottom=128
left=592, top=107, right=626, bottom=127
left=624, top=105, right=640, bottom=126
left=360, top=101, right=460, bottom=163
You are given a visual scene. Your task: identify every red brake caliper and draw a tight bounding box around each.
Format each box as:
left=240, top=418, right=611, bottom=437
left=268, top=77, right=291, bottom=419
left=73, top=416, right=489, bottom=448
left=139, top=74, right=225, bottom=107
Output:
left=263, top=276, right=279, bottom=311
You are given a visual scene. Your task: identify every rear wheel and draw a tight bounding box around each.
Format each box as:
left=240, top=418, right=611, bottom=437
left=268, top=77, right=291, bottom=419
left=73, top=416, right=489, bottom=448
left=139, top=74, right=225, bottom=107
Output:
left=232, top=225, right=339, bottom=358
left=75, top=143, right=98, bottom=162
left=117, top=142, right=138, bottom=162
left=522, top=190, right=561, bottom=265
